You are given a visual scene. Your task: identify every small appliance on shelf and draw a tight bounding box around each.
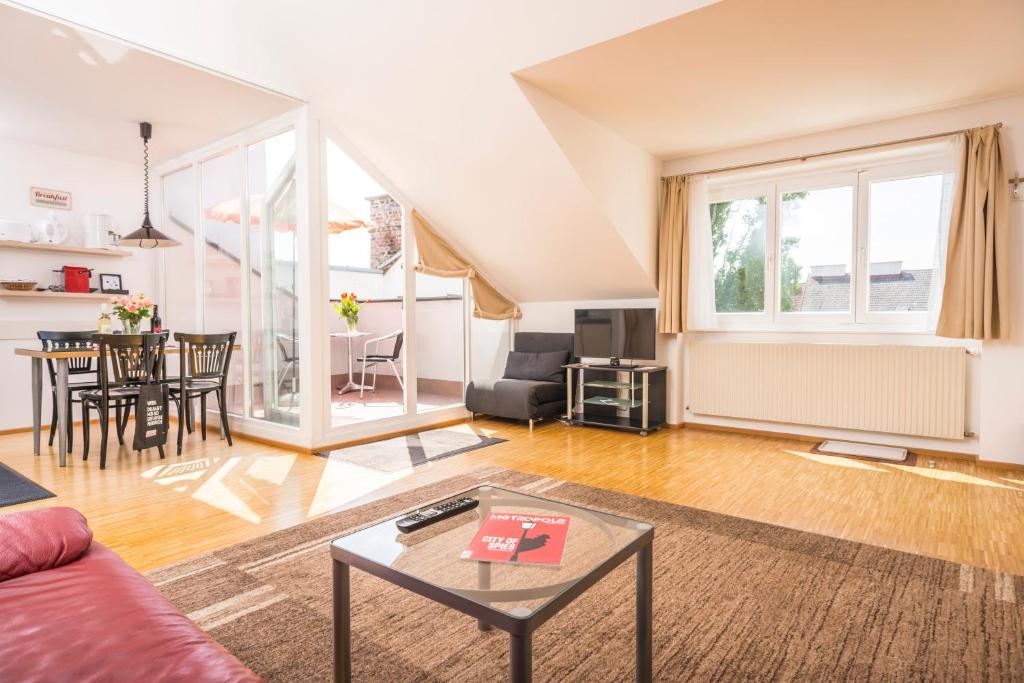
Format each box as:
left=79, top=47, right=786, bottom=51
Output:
left=33, top=212, right=68, bottom=244
left=52, top=266, right=94, bottom=293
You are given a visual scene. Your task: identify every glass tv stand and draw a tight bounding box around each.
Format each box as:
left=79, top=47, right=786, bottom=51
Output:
left=562, top=363, right=667, bottom=436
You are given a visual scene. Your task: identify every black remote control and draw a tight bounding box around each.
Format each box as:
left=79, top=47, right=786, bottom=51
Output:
left=395, top=497, right=479, bottom=533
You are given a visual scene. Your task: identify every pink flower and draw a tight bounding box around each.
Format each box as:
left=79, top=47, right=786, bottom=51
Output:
left=126, top=304, right=138, bottom=313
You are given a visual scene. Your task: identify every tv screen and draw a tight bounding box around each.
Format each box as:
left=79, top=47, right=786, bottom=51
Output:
left=574, top=308, right=656, bottom=361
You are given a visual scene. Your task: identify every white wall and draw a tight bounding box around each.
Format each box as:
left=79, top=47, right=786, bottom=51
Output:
left=518, top=81, right=660, bottom=285
left=664, top=94, right=1024, bottom=462
left=0, top=136, right=158, bottom=430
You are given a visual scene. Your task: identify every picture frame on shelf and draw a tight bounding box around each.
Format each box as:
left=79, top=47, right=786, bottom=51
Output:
left=99, top=273, right=127, bottom=294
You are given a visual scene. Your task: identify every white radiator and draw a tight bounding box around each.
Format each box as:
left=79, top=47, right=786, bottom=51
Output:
left=687, top=342, right=967, bottom=440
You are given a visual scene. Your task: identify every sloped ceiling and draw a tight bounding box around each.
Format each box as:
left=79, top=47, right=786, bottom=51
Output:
left=8, top=0, right=713, bottom=302
left=517, top=0, right=1024, bottom=159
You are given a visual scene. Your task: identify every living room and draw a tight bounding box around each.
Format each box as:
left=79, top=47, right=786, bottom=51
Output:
left=1, top=1, right=1023, bottom=681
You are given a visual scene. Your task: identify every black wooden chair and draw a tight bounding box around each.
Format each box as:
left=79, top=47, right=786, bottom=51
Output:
left=169, top=332, right=236, bottom=455
left=82, top=333, right=167, bottom=469
left=37, top=330, right=99, bottom=452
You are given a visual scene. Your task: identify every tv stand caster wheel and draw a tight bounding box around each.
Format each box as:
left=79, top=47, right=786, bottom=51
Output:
left=640, top=430, right=648, bottom=436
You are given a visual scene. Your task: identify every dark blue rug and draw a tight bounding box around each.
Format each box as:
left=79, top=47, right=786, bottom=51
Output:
left=0, top=461, right=55, bottom=508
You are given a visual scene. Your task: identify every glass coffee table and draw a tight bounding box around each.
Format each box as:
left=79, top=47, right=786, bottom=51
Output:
left=330, top=484, right=654, bottom=683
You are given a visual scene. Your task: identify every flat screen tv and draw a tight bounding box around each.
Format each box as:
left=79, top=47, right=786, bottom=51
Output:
left=574, top=308, right=656, bottom=362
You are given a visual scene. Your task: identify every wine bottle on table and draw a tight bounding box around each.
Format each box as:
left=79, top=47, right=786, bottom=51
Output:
left=150, top=305, right=162, bottom=333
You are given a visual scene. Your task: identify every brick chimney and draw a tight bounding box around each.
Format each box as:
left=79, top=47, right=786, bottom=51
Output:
left=366, top=194, right=403, bottom=270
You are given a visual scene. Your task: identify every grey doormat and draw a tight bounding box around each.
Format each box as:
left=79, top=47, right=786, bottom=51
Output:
left=315, top=426, right=507, bottom=473
left=0, top=461, right=55, bottom=508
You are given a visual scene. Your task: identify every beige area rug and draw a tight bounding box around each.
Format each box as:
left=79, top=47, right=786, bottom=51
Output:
left=314, top=426, right=507, bottom=473
left=149, top=468, right=1024, bottom=681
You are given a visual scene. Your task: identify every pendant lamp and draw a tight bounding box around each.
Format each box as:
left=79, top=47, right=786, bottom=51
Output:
left=117, top=122, right=180, bottom=248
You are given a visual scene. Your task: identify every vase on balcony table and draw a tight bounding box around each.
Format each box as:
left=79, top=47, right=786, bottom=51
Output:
left=123, top=320, right=140, bottom=335
left=346, top=319, right=358, bottom=334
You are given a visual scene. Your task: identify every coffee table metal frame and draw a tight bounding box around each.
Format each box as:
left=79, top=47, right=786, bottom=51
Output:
left=330, top=484, right=654, bottom=683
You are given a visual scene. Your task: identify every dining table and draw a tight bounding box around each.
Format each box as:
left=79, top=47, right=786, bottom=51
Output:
left=14, top=343, right=239, bottom=467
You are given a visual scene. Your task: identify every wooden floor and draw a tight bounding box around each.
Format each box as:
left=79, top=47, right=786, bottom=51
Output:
left=3, top=418, right=1024, bottom=575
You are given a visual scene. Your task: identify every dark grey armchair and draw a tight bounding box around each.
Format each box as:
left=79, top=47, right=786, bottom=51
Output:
left=465, top=332, right=574, bottom=431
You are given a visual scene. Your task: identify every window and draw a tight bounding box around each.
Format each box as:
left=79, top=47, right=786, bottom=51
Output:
left=706, top=152, right=953, bottom=330
left=711, top=193, right=767, bottom=314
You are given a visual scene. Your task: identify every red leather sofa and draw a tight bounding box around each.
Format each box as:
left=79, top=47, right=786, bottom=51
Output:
left=0, top=507, right=261, bottom=683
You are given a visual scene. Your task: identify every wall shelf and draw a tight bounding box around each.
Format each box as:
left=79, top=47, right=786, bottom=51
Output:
left=0, top=290, right=112, bottom=301
left=0, top=239, right=132, bottom=257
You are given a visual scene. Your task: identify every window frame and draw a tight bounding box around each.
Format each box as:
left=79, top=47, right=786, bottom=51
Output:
left=706, top=149, right=954, bottom=333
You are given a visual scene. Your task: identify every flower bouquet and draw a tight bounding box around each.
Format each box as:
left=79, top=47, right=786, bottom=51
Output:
left=111, top=292, right=154, bottom=334
left=333, top=291, right=360, bottom=332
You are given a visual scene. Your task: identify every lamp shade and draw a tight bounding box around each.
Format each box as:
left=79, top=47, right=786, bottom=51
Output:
left=116, top=211, right=180, bottom=248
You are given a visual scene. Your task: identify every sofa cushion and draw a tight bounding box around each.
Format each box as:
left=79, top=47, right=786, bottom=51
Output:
left=466, top=379, right=565, bottom=420
left=0, top=541, right=261, bottom=683
left=502, top=350, right=568, bottom=383
left=0, top=507, right=92, bottom=583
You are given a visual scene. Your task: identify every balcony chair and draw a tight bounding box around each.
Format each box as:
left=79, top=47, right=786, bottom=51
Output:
left=37, top=330, right=100, bottom=452
left=276, top=332, right=299, bottom=403
left=357, top=330, right=404, bottom=398
left=81, top=333, right=167, bottom=469
left=169, top=332, right=236, bottom=455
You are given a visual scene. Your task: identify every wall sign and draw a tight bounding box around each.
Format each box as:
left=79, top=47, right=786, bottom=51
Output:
left=30, top=187, right=72, bottom=210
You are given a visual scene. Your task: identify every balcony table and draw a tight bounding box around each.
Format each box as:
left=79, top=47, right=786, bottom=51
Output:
left=14, top=343, right=239, bottom=467
left=330, top=331, right=373, bottom=395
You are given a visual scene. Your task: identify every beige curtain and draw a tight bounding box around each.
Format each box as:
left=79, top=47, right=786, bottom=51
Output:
left=410, top=209, right=522, bottom=320
left=936, top=125, right=1011, bottom=340
left=657, top=175, right=690, bottom=333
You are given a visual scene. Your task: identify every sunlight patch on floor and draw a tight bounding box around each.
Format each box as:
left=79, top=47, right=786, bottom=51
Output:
left=244, top=453, right=297, bottom=485
left=307, top=458, right=410, bottom=518
left=786, top=450, right=891, bottom=472
left=141, top=458, right=213, bottom=484
left=192, top=456, right=261, bottom=523
left=899, top=466, right=1017, bottom=490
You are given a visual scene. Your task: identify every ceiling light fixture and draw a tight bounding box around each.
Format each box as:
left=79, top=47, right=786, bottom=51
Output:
left=117, top=122, right=180, bottom=248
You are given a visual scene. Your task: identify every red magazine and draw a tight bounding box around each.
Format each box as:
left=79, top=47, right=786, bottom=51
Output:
left=461, top=512, right=571, bottom=566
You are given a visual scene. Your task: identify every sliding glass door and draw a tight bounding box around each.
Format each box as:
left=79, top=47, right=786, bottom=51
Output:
left=161, top=125, right=301, bottom=429
left=247, top=131, right=299, bottom=426
left=201, top=150, right=244, bottom=414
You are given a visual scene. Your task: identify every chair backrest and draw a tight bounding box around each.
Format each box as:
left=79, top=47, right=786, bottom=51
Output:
left=174, top=332, right=236, bottom=382
left=389, top=332, right=403, bottom=360
left=514, top=332, right=576, bottom=363
left=37, top=330, right=96, bottom=383
left=276, top=333, right=298, bottom=362
left=92, top=333, right=167, bottom=392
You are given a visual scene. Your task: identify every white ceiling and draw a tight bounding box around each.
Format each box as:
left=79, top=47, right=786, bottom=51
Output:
left=13, top=0, right=1015, bottom=303
left=518, top=0, right=1024, bottom=159
left=8, top=0, right=707, bottom=302
left=0, top=3, right=300, bottom=165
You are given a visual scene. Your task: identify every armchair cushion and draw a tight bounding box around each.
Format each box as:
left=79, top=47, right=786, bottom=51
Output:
left=466, top=379, right=565, bottom=421
left=502, top=350, right=569, bottom=383
left=0, top=507, right=92, bottom=583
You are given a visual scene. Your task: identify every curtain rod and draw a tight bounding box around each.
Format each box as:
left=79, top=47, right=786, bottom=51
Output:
left=662, top=122, right=1004, bottom=180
